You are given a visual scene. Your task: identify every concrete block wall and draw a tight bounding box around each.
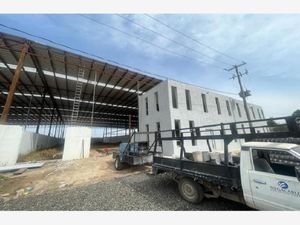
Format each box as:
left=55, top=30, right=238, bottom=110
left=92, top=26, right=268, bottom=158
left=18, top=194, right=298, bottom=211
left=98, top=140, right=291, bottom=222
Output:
left=138, top=80, right=173, bottom=153
left=139, top=79, right=266, bottom=157
left=19, top=131, right=63, bottom=156
left=0, top=125, right=24, bottom=166
left=62, top=127, right=91, bottom=161
left=0, top=125, right=63, bottom=166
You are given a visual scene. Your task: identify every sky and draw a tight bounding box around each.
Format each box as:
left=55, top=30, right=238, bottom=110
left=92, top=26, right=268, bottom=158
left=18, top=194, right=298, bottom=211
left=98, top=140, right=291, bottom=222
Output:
left=0, top=14, right=299, bottom=118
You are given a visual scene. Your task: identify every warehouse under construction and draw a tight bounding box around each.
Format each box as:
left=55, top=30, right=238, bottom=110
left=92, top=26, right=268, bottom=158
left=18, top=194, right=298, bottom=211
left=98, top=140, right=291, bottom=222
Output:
left=0, top=31, right=265, bottom=166
left=0, top=32, right=162, bottom=166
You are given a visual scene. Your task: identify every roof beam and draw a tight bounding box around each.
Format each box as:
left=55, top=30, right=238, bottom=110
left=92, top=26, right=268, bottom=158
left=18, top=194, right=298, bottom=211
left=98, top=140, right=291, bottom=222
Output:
left=29, top=46, right=64, bottom=124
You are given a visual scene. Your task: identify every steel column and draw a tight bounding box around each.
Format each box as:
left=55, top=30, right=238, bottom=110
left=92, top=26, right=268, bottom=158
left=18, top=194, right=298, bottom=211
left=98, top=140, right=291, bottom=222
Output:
left=36, top=91, right=46, bottom=134
left=1, top=43, right=28, bottom=123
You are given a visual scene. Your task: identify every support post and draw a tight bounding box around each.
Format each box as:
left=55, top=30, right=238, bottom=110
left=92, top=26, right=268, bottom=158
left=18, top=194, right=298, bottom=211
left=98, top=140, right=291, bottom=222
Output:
left=1, top=44, right=28, bottom=123
left=48, top=108, right=55, bottom=136
left=54, top=118, right=58, bottom=137
left=36, top=91, right=46, bottom=134
left=128, top=114, right=132, bottom=136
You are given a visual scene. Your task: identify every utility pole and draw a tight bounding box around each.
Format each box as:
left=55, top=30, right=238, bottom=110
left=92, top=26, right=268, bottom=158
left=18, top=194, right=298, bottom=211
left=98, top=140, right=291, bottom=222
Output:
left=225, top=62, right=252, bottom=125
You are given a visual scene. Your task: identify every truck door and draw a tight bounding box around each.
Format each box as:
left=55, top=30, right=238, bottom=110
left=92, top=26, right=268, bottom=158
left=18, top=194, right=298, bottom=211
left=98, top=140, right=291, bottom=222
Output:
left=249, top=148, right=300, bottom=210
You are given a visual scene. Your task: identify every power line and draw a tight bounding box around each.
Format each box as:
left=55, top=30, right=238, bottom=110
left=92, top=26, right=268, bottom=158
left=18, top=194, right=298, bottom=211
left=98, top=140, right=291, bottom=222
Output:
left=79, top=15, right=225, bottom=70
left=115, top=14, right=230, bottom=66
left=0, top=22, right=238, bottom=96
left=0, top=22, right=175, bottom=80
left=144, top=14, right=242, bottom=63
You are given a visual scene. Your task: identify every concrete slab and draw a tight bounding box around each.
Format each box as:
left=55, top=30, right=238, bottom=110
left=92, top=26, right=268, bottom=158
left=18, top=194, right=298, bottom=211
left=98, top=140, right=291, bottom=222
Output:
left=62, top=127, right=91, bottom=161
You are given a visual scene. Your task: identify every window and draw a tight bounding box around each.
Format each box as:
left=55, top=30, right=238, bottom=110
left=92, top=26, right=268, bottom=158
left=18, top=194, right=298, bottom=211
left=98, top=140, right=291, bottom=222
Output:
left=171, top=86, right=178, bottom=109
left=185, top=89, right=192, bottom=110
left=252, top=149, right=300, bottom=177
left=257, top=108, right=262, bottom=119
left=201, top=93, right=208, bottom=113
left=189, top=120, right=196, bottom=146
left=154, top=92, right=159, bottom=112
left=145, top=124, right=149, bottom=144
left=145, top=97, right=149, bottom=115
left=174, top=120, right=181, bottom=146
left=215, top=97, right=221, bottom=115
left=226, top=100, right=232, bottom=116
left=261, top=109, right=265, bottom=119
left=236, top=103, right=241, bottom=117
left=156, top=122, right=162, bottom=146
left=251, top=106, right=256, bottom=119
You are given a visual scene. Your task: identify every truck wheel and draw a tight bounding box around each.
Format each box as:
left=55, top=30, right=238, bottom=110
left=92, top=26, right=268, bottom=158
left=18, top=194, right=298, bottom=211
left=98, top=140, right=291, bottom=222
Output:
left=114, top=156, right=124, bottom=170
left=178, top=178, right=204, bottom=204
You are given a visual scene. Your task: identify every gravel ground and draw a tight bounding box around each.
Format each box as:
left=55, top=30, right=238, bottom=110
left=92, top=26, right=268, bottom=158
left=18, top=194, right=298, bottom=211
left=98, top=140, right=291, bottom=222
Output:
left=0, top=172, right=251, bottom=210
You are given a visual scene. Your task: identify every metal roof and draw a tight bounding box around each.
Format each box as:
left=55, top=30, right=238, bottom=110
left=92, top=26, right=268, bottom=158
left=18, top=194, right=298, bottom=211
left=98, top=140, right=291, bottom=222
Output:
left=0, top=32, right=162, bottom=128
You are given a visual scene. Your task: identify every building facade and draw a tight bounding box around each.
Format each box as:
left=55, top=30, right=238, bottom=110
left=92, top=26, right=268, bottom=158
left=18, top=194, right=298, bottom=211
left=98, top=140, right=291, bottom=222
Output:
left=138, top=79, right=266, bottom=157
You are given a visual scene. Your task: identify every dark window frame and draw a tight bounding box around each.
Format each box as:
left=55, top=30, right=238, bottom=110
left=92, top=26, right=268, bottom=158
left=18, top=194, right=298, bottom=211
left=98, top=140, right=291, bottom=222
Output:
left=154, top=91, right=159, bottom=112
left=171, top=86, right=178, bottom=109
left=236, top=103, right=241, bottom=117
left=189, top=120, right=196, bottom=146
left=201, top=93, right=208, bottom=113
left=185, top=89, right=192, bottom=110
left=174, top=119, right=181, bottom=146
left=145, top=97, right=149, bottom=115
left=215, top=97, right=221, bottom=115
left=251, top=106, right=256, bottom=119
left=156, top=122, right=162, bottom=146
left=226, top=100, right=232, bottom=116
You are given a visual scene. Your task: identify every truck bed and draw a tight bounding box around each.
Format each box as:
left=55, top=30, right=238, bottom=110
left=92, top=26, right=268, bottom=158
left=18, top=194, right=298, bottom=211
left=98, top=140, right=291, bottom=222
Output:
left=152, top=156, right=241, bottom=189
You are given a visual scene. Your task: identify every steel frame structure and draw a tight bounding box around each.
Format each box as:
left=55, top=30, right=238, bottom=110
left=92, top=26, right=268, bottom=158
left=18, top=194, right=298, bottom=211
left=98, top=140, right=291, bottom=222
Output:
left=0, top=32, right=161, bottom=130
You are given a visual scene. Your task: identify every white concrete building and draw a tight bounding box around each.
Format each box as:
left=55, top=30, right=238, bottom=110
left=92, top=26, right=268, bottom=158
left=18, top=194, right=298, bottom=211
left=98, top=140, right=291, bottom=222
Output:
left=138, top=79, right=266, bottom=157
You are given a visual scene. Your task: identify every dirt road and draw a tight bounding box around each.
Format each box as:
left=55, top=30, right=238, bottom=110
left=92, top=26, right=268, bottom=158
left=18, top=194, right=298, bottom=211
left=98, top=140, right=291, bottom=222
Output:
left=0, top=153, right=150, bottom=201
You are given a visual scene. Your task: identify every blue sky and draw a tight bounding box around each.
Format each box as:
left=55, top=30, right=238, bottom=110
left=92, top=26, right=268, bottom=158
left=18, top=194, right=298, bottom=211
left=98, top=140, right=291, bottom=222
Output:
left=0, top=14, right=299, bottom=118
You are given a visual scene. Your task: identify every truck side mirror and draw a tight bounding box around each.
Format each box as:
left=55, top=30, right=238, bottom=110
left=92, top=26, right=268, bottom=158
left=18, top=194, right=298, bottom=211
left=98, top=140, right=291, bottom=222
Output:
left=295, top=166, right=300, bottom=181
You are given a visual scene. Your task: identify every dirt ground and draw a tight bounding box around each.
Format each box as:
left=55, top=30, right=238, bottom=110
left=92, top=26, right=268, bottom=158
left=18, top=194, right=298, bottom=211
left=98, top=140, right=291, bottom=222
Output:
left=0, top=145, right=151, bottom=202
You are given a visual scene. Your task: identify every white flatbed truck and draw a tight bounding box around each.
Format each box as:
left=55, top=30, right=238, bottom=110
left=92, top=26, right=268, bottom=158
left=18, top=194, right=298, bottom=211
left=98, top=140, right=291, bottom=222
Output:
left=152, top=116, right=300, bottom=210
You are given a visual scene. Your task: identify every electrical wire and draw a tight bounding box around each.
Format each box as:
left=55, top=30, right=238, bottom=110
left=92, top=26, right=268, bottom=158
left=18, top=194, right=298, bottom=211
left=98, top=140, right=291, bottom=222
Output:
left=79, top=15, right=225, bottom=70
left=144, top=14, right=242, bottom=63
left=115, top=14, right=230, bottom=66
left=0, top=22, right=238, bottom=96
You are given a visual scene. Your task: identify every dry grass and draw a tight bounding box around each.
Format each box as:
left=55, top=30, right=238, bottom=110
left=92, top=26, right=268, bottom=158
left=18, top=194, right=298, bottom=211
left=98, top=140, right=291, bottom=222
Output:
left=17, top=147, right=63, bottom=162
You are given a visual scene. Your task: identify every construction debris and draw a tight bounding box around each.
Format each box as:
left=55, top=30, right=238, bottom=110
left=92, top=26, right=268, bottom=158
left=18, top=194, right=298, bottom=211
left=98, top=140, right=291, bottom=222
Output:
left=0, top=162, right=44, bottom=173
left=13, top=168, right=27, bottom=175
left=1, top=193, right=9, bottom=197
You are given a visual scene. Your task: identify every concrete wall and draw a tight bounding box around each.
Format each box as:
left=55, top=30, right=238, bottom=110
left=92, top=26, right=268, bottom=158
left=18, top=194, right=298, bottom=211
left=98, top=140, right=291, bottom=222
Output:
left=0, top=125, right=23, bottom=166
left=19, top=131, right=63, bottom=156
left=0, top=125, right=63, bottom=166
left=139, top=79, right=266, bottom=157
left=62, top=127, right=91, bottom=161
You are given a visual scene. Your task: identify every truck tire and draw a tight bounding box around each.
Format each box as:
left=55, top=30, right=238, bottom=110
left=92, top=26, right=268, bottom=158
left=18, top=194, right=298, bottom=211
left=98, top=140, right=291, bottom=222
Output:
left=178, top=178, right=204, bottom=204
left=114, top=156, right=124, bottom=170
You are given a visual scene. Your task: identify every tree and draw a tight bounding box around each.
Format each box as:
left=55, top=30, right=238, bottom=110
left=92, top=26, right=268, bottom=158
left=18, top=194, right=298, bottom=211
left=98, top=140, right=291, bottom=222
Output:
left=292, top=109, right=300, bottom=117
left=267, top=118, right=288, bottom=132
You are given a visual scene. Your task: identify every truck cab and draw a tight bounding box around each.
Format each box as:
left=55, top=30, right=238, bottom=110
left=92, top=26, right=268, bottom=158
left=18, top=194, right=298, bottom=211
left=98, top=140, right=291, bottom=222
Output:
left=240, top=142, right=300, bottom=210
